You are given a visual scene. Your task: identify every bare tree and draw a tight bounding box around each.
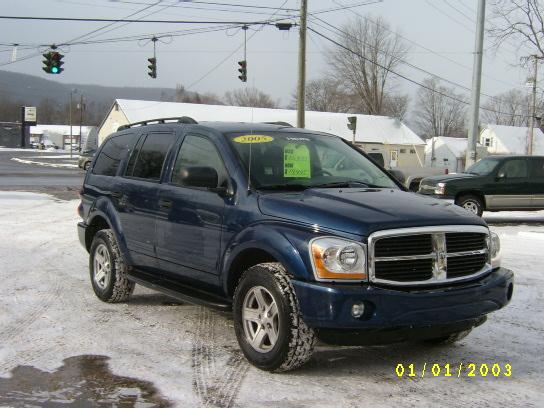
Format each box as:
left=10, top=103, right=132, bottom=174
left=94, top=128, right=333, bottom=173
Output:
left=175, top=84, right=222, bottom=105
left=482, top=88, right=544, bottom=126
left=382, top=93, right=410, bottom=121
left=224, top=87, right=278, bottom=108
left=291, top=78, right=354, bottom=112
left=413, top=77, right=468, bottom=138
left=328, top=16, right=409, bottom=115
left=489, top=0, right=544, bottom=59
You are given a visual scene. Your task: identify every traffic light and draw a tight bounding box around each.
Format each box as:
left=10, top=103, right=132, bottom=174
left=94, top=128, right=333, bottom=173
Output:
left=148, top=57, right=157, bottom=78
left=347, top=116, right=357, bottom=131
left=238, top=60, right=247, bottom=82
left=42, top=51, right=64, bottom=74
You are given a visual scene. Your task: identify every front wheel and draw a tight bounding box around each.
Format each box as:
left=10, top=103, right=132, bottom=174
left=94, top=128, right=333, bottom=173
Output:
left=89, top=229, right=135, bottom=303
left=457, top=195, right=484, bottom=217
left=233, top=263, right=316, bottom=372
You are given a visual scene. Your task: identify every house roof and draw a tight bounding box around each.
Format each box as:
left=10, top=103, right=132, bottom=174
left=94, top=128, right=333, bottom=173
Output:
left=113, top=99, right=425, bottom=146
left=426, top=136, right=469, bottom=158
left=483, top=124, right=544, bottom=155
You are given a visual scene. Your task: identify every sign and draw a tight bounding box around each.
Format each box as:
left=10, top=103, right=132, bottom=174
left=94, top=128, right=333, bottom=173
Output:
left=233, top=135, right=274, bottom=144
left=284, top=143, right=311, bottom=178
left=23, top=106, right=37, bottom=124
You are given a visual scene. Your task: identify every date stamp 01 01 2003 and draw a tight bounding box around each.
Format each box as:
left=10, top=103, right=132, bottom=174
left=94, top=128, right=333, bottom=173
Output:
left=395, top=363, right=512, bottom=378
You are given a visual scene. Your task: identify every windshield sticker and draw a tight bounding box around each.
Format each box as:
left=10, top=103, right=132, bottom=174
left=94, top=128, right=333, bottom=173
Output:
left=233, top=135, right=274, bottom=144
left=284, top=143, right=311, bottom=178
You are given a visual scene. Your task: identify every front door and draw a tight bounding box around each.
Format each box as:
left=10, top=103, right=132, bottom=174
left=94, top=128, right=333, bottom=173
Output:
left=156, top=133, right=229, bottom=281
left=390, top=150, right=398, bottom=168
left=529, top=157, right=544, bottom=208
left=486, top=158, right=531, bottom=209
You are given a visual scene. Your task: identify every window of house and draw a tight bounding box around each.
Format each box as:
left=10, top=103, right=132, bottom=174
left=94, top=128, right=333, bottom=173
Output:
left=484, top=137, right=492, bottom=147
left=93, top=133, right=134, bottom=176
left=410, top=149, right=416, bottom=154
left=127, top=132, right=177, bottom=180
left=400, top=148, right=406, bottom=153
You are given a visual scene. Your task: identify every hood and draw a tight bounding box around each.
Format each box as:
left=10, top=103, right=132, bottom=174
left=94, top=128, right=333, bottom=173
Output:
left=258, top=188, right=485, bottom=237
left=421, top=173, right=477, bottom=185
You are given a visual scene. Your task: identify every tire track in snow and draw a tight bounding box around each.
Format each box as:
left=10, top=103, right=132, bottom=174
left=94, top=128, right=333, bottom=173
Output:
left=191, top=307, right=249, bottom=408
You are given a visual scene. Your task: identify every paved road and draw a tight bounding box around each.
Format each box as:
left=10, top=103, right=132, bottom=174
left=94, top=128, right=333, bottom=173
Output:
left=0, top=150, right=84, bottom=198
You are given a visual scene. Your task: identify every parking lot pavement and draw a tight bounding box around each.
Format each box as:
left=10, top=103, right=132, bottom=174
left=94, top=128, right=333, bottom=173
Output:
left=0, top=191, right=543, bottom=407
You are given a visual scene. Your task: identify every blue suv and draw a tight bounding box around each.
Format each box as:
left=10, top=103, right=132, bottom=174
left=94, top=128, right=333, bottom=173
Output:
left=77, top=118, right=514, bottom=372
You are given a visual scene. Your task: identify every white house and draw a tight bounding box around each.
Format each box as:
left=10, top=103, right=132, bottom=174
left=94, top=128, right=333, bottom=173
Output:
left=425, top=136, right=487, bottom=173
left=479, top=124, right=544, bottom=155
left=98, top=99, right=426, bottom=168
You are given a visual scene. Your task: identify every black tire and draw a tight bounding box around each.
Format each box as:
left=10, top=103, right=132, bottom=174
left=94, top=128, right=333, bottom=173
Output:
left=456, top=194, right=484, bottom=217
left=83, top=161, right=91, bottom=171
left=424, top=329, right=472, bottom=345
left=89, top=229, right=135, bottom=303
left=233, top=262, right=316, bottom=372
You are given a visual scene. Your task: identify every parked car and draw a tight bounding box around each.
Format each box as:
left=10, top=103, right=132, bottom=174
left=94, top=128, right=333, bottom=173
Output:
left=78, top=149, right=96, bottom=171
left=77, top=119, right=513, bottom=372
left=418, top=155, right=544, bottom=216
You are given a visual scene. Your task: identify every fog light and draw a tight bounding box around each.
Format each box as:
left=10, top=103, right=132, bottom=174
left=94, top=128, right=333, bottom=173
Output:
left=351, top=302, right=365, bottom=318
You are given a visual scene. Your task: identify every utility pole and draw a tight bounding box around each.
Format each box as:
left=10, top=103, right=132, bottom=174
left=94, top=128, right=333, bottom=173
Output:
left=297, top=0, right=308, bottom=128
left=466, top=0, right=486, bottom=168
left=69, top=91, right=73, bottom=158
left=79, top=94, right=84, bottom=152
left=528, top=55, right=539, bottom=155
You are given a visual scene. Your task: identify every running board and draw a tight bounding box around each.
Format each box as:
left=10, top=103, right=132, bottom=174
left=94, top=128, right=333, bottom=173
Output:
left=127, top=269, right=232, bottom=311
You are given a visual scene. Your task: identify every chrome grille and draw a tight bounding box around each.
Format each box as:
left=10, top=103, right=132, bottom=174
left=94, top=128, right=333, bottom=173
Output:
left=369, top=226, right=491, bottom=286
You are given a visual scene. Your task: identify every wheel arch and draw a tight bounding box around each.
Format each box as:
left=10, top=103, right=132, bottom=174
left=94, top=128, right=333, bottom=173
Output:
left=455, top=190, right=486, bottom=209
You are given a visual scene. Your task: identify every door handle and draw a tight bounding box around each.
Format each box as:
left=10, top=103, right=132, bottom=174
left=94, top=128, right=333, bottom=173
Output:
left=159, top=199, right=173, bottom=209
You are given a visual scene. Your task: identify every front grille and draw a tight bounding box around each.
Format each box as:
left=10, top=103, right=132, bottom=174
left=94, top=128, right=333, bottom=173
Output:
left=370, top=227, right=490, bottom=286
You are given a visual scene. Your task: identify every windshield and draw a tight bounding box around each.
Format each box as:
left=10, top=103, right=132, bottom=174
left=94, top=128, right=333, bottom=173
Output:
left=226, top=132, right=398, bottom=190
left=465, top=158, right=499, bottom=175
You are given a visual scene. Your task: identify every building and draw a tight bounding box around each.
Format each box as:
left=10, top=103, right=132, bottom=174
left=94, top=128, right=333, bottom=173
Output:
left=0, top=122, right=20, bottom=148
left=29, top=124, right=95, bottom=150
left=425, top=136, right=487, bottom=173
left=479, top=124, right=544, bottom=155
left=98, top=99, right=426, bottom=168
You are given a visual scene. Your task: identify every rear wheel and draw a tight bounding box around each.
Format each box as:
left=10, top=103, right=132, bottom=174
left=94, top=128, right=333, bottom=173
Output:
left=89, top=229, right=135, bottom=303
left=457, top=195, right=484, bottom=217
left=233, top=263, right=316, bottom=372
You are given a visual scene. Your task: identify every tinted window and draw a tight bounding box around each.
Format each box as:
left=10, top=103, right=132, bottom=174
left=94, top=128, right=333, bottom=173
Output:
left=466, top=158, right=499, bottom=175
left=172, top=135, right=228, bottom=187
left=500, top=159, right=528, bottom=179
left=530, top=158, right=544, bottom=178
left=129, top=132, right=176, bottom=180
left=93, top=133, right=134, bottom=176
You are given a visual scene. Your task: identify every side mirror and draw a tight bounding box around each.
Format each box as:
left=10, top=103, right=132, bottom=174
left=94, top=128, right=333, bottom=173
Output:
left=496, top=172, right=507, bottom=181
left=178, top=166, right=218, bottom=189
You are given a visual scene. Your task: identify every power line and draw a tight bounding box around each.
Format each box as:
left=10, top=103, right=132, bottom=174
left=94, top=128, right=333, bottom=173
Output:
left=307, top=26, right=530, bottom=119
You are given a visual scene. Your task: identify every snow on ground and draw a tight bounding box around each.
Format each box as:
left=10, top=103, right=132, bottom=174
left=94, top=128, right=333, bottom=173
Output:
left=10, top=157, right=78, bottom=169
left=0, top=192, right=543, bottom=407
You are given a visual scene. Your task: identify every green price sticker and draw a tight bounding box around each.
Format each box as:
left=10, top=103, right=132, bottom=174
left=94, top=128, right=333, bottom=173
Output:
left=284, top=143, right=311, bottom=178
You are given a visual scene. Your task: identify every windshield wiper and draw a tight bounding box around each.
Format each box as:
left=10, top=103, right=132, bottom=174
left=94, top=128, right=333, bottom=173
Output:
left=310, top=181, right=382, bottom=189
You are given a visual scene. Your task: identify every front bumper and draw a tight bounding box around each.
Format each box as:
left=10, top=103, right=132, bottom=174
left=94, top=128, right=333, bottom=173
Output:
left=418, top=192, right=455, bottom=204
left=292, top=267, right=513, bottom=331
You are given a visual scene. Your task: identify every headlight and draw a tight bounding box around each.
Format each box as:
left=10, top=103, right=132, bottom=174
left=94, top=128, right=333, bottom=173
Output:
left=310, top=237, right=367, bottom=281
left=434, top=182, right=446, bottom=195
left=489, top=231, right=501, bottom=268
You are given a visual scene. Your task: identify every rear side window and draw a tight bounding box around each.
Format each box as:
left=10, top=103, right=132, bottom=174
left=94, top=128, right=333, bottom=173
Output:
left=530, top=158, right=544, bottom=178
left=93, top=133, right=134, bottom=176
left=127, top=132, right=176, bottom=180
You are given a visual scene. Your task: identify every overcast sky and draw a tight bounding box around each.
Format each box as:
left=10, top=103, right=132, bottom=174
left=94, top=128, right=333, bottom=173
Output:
left=0, top=0, right=536, bottom=108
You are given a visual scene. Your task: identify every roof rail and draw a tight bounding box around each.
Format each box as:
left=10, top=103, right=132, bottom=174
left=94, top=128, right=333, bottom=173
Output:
left=117, top=116, right=197, bottom=131
left=262, top=121, right=293, bottom=127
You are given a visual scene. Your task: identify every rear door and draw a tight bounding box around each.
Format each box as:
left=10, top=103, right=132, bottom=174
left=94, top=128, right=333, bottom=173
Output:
left=487, top=158, right=531, bottom=209
left=529, top=157, right=544, bottom=208
left=155, top=133, right=229, bottom=282
left=118, top=130, right=178, bottom=269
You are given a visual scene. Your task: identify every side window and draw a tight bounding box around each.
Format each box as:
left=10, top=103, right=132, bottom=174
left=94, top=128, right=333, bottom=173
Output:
left=530, top=158, right=544, bottom=179
left=128, top=132, right=176, bottom=181
left=500, top=159, right=528, bottom=179
left=93, top=133, right=134, bottom=176
left=171, top=135, right=228, bottom=187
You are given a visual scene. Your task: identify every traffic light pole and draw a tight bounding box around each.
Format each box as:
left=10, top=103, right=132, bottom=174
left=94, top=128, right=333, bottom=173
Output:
left=297, top=0, right=308, bottom=128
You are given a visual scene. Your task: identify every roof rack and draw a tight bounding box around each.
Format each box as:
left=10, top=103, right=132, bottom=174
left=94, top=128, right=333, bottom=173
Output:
left=117, top=116, right=197, bottom=131
left=262, top=121, right=293, bottom=127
